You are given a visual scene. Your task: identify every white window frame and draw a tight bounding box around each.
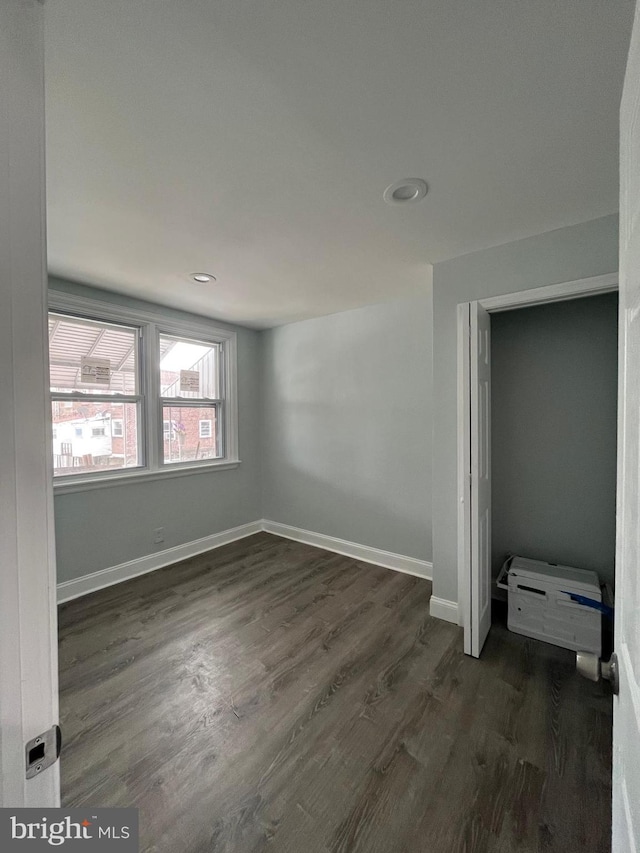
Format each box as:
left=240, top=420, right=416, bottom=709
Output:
left=49, top=291, right=239, bottom=494
left=49, top=311, right=145, bottom=475
left=158, top=331, right=223, bottom=466
left=111, top=419, right=124, bottom=437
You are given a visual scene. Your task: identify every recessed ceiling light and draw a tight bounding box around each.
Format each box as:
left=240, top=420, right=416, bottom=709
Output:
left=191, top=273, right=216, bottom=283
left=383, top=178, right=428, bottom=205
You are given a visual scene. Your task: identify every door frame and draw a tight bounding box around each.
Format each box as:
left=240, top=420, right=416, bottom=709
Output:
left=457, top=272, right=619, bottom=656
left=0, top=0, right=60, bottom=807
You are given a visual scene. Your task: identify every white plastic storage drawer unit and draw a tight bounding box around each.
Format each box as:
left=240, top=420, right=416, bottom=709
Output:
left=505, top=556, right=601, bottom=655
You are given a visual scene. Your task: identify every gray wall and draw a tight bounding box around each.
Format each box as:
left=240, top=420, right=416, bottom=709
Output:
left=261, top=294, right=433, bottom=565
left=491, top=293, right=618, bottom=585
left=53, top=215, right=620, bottom=592
left=50, top=278, right=262, bottom=582
left=432, top=214, right=619, bottom=604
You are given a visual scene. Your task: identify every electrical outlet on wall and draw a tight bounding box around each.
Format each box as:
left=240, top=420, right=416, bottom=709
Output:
left=153, top=527, right=164, bottom=545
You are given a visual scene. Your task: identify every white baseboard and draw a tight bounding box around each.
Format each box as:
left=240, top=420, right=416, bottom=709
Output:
left=261, top=520, right=432, bottom=580
left=56, top=520, right=263, bottom=603
left=429, top=596, right=459, bottom=624
left=57, top=518, right=434, bottom=604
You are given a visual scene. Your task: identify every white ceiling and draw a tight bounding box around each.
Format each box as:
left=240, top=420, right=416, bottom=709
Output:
left=45, top=0, right=633, bottom=328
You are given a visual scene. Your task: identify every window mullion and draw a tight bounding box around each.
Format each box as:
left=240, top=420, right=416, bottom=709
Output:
left=145, top=322, right=159, bottom=472
left=215, top=400, right=223, bottom=458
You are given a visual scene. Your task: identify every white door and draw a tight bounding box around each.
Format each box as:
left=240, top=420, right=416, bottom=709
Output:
left=470, top=301, right=492, bottom=657
left=0, top=1, right=60, bottom=807
left=613, top=2, right=640, bottom=848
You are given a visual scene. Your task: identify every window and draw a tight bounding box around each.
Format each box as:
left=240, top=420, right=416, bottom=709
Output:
left=49, top=295, right=238, bottom=486
left=49, top=312, right=142, bottom=477
left=159, top=333, right=222, bottom=464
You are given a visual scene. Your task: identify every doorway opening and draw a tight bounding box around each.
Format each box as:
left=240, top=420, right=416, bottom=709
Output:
left=457, top=273, right=619, bottom=658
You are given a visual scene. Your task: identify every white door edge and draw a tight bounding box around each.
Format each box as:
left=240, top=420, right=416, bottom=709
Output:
left=0, top=0, right=60, bottom=807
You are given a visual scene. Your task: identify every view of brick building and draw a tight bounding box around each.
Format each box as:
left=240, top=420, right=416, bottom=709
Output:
left=160, top=367, right=218, bottom=464
left=50, top=313, right=220, bottom=476
left=51, top=400, right=139, bottom=473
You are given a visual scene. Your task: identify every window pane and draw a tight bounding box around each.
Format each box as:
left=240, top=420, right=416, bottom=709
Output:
left=49, top=313, right=139, bottom=395
left=51, top=401, right=140, bottom=476
left=162, top=405, right=219, bottom=464
left=159, top=334, right=220, bottom=399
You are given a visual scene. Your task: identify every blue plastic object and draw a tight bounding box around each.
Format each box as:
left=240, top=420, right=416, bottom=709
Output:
left=561, top=592, right=614, bottom=620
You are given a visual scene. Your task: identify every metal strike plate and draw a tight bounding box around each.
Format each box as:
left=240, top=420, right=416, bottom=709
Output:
left=25, top=725, right=61, bottom=779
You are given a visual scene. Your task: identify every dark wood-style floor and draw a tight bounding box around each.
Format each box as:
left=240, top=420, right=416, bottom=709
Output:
left=58, top=533, right=613, bottom=853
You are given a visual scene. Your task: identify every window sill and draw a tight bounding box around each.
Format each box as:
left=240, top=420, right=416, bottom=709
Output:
left=52, top=459, right=241, bottom=495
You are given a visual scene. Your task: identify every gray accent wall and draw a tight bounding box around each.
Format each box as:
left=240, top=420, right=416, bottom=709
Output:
left=491, top=293, right=618, bottom=586
left=432, top=214, right=619, bottom=605
left=261, top=295, right=433, bottom=563
left=50, top=278, right=262, bottom=582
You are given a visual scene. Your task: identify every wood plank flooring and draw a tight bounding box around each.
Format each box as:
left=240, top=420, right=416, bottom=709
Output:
left=58, top=533, right=612, bottom=853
